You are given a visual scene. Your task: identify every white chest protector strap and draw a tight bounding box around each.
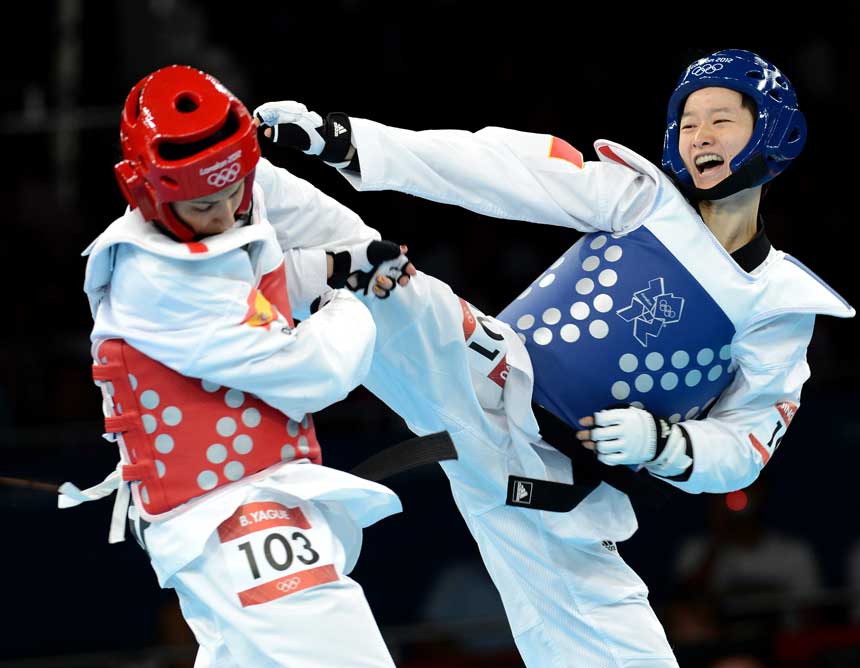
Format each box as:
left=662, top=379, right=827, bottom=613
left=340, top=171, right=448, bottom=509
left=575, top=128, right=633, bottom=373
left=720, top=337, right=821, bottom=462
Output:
left=58, top=463, right=130, bottom=544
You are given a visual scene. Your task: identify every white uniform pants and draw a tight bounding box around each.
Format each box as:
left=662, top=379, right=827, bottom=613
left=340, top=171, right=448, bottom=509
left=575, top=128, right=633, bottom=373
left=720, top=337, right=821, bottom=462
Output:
left=363, top=272, right=678, bottom=668
left=136, top=489, right=396, bottom=668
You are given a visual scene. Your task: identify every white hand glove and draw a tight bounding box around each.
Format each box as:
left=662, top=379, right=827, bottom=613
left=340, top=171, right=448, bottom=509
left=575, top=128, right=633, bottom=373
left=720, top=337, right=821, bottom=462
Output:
left=253, top=101, right=325, bottom=155
left=590, top=407, right=692, bottom=477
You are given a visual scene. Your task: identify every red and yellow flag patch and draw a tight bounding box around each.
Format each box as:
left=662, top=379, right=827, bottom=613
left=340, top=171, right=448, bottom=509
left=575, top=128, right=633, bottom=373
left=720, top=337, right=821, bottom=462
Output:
left=243, top=289, right=279, bottom=329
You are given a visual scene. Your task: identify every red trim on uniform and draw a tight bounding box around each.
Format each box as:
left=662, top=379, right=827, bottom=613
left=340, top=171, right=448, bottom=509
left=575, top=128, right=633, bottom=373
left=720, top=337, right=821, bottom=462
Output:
left=597, top=145, right=632, bottom=169
left=775, top=401, right=798, bottom=427
left=238, top=564, right=338, bottom=607
left=748, top=433, right=771, bottom=465
left=488, top=355, right=510, bottom=389
left=259, top=261, right=295, bottom=327
left=218, top=502, right=312, bottom=542
left=185, top=242, right=209, bottom=254
left=459, top=298, right=477, bottom=340
left=548, top=137, right=584, bottom=169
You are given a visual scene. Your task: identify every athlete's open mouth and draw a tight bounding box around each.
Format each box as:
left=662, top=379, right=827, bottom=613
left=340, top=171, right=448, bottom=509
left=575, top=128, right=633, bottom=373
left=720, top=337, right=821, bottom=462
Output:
left=695, top=154, right=725, bottom=175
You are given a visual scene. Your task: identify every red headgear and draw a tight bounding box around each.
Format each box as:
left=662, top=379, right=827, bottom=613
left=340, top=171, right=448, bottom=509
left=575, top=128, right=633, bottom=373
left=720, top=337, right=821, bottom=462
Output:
left=114, top=65, right=260, bottom=241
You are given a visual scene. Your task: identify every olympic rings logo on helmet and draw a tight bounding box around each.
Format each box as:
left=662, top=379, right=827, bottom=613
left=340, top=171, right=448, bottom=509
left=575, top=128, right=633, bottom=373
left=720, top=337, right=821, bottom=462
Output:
left=276, top=577, right=301, bottom=593
left=691, top=63, right=724, bottom=77
left=206, top=163, right=242, bottom=188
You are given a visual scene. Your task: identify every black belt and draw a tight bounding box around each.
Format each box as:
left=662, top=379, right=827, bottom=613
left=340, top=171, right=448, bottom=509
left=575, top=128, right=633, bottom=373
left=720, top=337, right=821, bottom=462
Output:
left=505, top=404, right=681, bottom=512
left=350, top=431, right=458, bottom=482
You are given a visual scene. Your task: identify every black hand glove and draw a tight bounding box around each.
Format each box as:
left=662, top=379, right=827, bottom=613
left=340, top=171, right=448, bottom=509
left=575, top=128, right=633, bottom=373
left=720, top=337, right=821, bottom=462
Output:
left=328, top=240, right=409, bottom=299
left=254, top=101, right=355, bottom=168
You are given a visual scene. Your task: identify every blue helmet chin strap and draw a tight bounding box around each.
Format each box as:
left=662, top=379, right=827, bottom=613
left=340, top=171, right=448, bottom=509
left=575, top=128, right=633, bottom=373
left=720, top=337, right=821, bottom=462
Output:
left=677, top=154, right=770, bottom=202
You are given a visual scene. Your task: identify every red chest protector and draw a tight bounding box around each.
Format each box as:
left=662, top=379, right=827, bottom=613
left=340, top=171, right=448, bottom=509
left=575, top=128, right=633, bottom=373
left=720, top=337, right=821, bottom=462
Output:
left=91, top=261, right=321, bottom=518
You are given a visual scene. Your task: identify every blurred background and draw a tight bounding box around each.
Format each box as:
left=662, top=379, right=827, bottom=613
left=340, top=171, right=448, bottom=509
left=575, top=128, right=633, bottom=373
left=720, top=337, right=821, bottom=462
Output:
left=2, top=2, right=859, bottom=667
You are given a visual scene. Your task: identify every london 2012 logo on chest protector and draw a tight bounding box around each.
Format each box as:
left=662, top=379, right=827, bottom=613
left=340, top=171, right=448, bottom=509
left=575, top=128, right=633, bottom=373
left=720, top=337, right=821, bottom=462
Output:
left=616, top=278, right=685, bottom=347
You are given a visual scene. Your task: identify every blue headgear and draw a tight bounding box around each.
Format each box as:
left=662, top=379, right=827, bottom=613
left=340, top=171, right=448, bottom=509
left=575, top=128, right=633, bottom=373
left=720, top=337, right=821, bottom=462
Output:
left=662, top=49, right=807, bottom=200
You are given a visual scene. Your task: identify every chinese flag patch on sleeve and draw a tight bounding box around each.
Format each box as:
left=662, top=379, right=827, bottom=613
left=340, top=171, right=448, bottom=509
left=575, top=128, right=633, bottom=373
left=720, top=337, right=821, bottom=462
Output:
left=548, top=136, right=584, bottom=169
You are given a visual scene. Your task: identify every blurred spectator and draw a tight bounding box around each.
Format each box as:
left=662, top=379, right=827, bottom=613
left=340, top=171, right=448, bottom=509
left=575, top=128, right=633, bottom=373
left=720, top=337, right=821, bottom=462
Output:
left=665, top=478, right=825, bottom=667
left=674, top=479, right=822, bottom=607
left=846, top=538, right=860, bottom=623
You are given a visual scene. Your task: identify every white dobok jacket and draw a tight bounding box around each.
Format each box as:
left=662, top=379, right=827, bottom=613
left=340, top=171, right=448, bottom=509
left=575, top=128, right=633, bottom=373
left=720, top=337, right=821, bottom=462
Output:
left=336, top=119, right=854, bottom=495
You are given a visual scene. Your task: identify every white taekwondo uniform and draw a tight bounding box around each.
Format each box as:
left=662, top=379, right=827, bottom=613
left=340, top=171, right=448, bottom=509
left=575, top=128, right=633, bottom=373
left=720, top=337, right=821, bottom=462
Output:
left=64, top=158, right=401, bottom=668
left=272, top=119, right=852, bottom=668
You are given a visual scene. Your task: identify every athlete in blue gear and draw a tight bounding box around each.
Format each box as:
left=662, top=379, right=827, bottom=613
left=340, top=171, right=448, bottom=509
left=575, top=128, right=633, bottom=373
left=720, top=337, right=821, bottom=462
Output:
left=254, top=49, right=853, bottom=668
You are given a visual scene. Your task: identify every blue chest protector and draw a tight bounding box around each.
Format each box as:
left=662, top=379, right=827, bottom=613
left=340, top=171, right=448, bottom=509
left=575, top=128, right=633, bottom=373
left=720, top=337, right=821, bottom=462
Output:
left=497, top=227, right=736, bottom=429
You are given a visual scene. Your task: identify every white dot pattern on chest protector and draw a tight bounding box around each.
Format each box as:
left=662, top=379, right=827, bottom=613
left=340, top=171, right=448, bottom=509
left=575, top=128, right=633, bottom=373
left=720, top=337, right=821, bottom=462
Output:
left=225, top=389, right=245, bottom=408
left=201, top=379, right=220, bottom=393
left=197, top=471, right=218, bottom=491
left=518, top=333, right=526, bottom=343
left=207, top=443, right=228, bottom=464
left=598, top=269, right=618, bottom=287
left=242, top=408, right=262, bottom=428
left=539, top=273, right=556, bottom=288
left=233, top=434, right=253, bottom=454
left=660, top=372, right=679, bottom=390
left=708, top=365, right=723, bottom=381
left=155, top=434, right=174, bottom=454
left=611, top=381, right=631, bottom=400
left=619, top=353, right=638, bottom=373
left=224, top=461, right=245, bottom=481
left=533, top=327, right=553, bottom=345
left=105, top=382, right=116, bottom=397
left=128, top=374, right=138, bottom=390
left=671, top=351, right=690, bottom=369
left=216, top=417, right=237, bottom=437
left=542, top=308, right=562, bottom=325
left=590, top=235, right=608, bottom=250
left=140, top=390, right=160, bottom=410
left=550, top=255, right=565, bottom=269
left=669, top=413, right=681, bottom=423
left=287, top=420, right=300, bottom=438
left=593, top=294, right=613, bottom=312
left=156, top=460, right=166, bottom=478
left=141, top=486, right=150, bottom=505
left=589, top=320, right=609, bottom=339
left=516, top=287, right=532, bottom=301
left=635, top=374, right=654, bottom=392
left=142, top=414, right=157, bottom=434
left=560, top=324, right=580, bottom=342
left=645, top=352, right=664, bottom=371
left=685, top=406, right=700, bottom=419
left=298, top=436, right=310, bottom=455
left=517, top=314, right=535, bottom=330
left=301, top=415, right=310, bottom=430
left=719, top=344, right=732, bottom=360
left=697, top=348, right=714, bottom=366
left=162, top=406, right=182, bottom=426
left=582, top=256, right=600, bottom=272
left=570, top=302, right=590, bottom=320
left=575, top=278, right=594, bottom=295
left=281, top=444, right=295, bottom=460
left=604, top=245, right=623, bottom=262
left=685, top=370, right=702, bottom=387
